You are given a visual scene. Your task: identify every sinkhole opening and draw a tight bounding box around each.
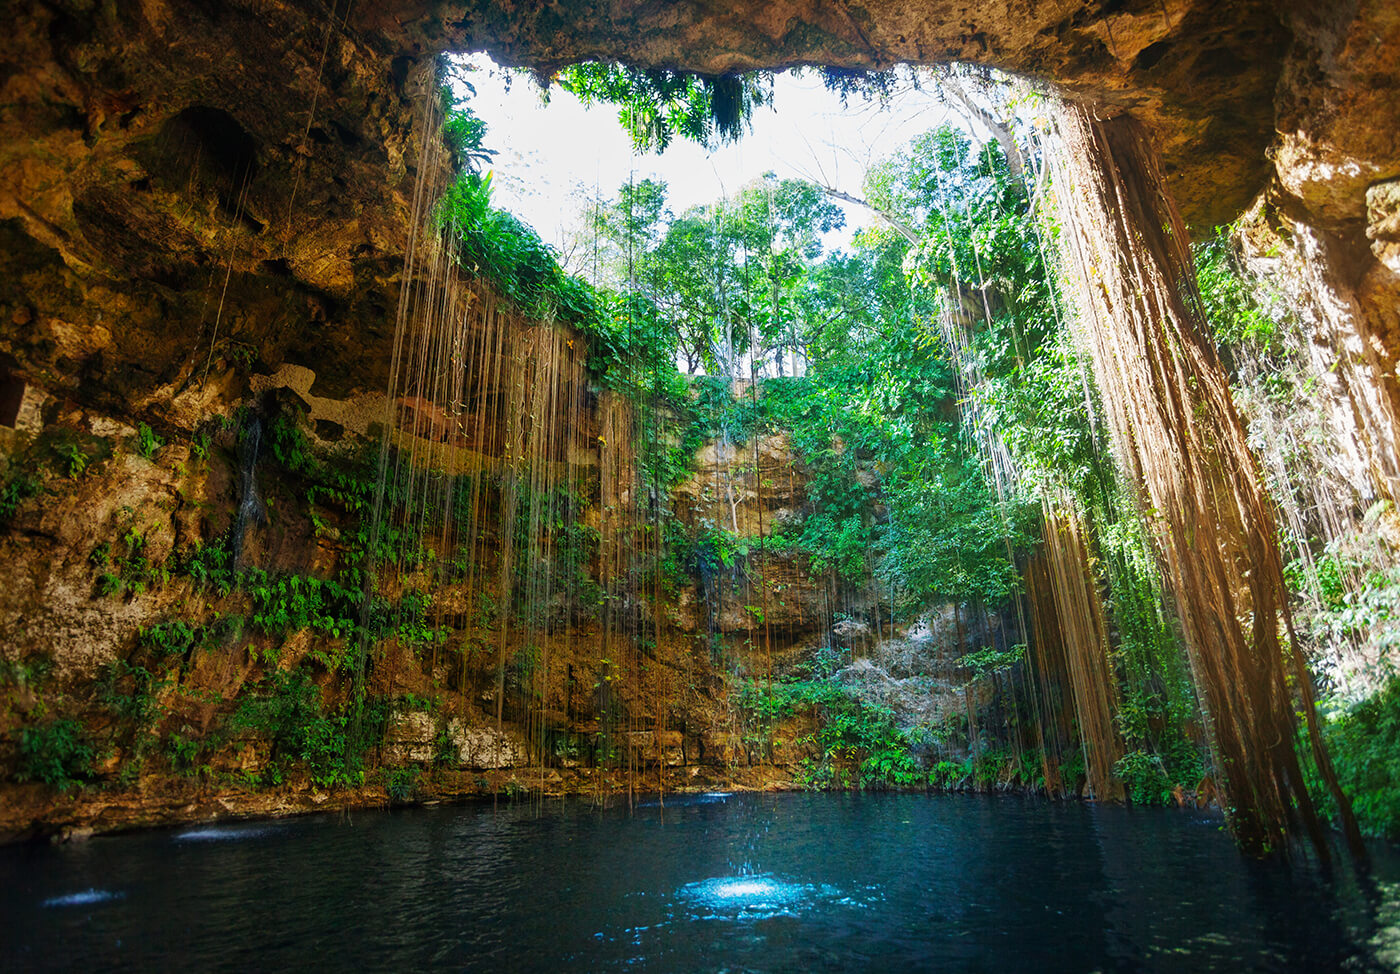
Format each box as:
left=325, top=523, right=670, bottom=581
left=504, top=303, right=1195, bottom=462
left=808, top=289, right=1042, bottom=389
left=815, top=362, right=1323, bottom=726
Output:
left=356, top=52, right=1214, bottom=815
left=340, top=49, right=1392, bottom=851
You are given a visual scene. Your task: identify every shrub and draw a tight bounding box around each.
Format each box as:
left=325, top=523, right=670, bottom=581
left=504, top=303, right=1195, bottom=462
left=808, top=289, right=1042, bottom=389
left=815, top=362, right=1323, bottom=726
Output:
left=228, top=670, right=386, bottom=789
left=135, top=422, right=164, bottom=459
left=1315, top=676, right=1400, bottom=840
left=387, top=767, right=422, bottom=803
left=1114, top=749, right=1173, bottom=805
left=17, top=719, right=95, bottom=790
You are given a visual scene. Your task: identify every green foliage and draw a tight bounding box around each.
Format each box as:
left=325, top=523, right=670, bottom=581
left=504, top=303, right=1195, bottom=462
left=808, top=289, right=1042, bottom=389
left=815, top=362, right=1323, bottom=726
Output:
left=60, top=443, right=88, bottom=481
left=0, top=468, right=39, bottom=524
left=590, top=175, right=844, bottom=377
left=1060, top=747, right=1087, bottom=791
left=437, top=59, right=495, bottom=172
left=242, top=567, right=358, bottom=645
left=16, top=719, right=95, bottom=790
left=958, top=644, right=1026, bottom=677
left=0, top=653, right=53, bottom=688
left=164, top=730, right=206, bottom=776
left=690, top=527, right=747, bottom=576
left=91, top=521, right=169, bottom=599
left=98, top=658, right=160, bottom=725
left=183, top=539, right=236, bottom=596
left=1113, top=750, right=1176, bottom=805
left=1098, top=504, right=1207, bottom=803
left=1307, top=677, right=1400, bottom=840
left=163, top=431, right=443, bottom=671
left=135, top=422, right=164, bottom=459
left=227, top=670, right=382, bottom=789
left=930, top=758, right=976, bottom=789
left=38, top=429, right=112, bottom=483
left=1195, top=233, right=1278, bottom=352
left=1284, top=506, right=1400, bottom=660
left=266, top=412, right=317, bottom=478
left=441, top=172, right=602, bottom=326
left=433, top=724, right=458, bottom=768
left=808, top=66, right=905, bottom=104
left=555, top=64, right=771, bottom=151
left=387, top=766, right=423, bottom=803
left=737, top=679, right=926, bottom=789
left=138, top=620, right=205, bottom=659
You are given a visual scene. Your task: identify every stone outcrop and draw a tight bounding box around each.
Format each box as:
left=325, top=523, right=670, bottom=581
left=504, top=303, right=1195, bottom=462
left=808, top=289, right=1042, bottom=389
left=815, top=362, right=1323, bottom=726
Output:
left=3, top=0, right=1400, bottom=839
left=2, top=1, right=1397, bottom=443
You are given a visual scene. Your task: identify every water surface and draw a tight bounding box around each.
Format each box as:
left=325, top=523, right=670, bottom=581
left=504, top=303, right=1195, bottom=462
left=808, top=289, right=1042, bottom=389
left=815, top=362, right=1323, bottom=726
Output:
left=2, top=792, right=1397, bottom=972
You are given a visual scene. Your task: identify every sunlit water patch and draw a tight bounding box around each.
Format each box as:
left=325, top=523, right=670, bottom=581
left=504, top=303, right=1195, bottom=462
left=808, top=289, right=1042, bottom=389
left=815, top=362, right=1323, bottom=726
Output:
left=41, top=889, right=124, bottom=908
left=635, top=791, right=732, bottom=809
left=172, top=824, right=285, bottom=842
left=676, top=874, right=875, bottom=921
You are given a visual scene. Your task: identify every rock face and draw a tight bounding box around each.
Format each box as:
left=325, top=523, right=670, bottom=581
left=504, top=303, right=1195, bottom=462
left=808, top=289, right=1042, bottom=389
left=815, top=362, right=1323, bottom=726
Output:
left=1, top=0, right=434, bottom=424
left=1, top=1, right=1396, bottom=439
left=1236, top=1, right=1400, bottom=505
left=2, top=0, right=1399, bottom=836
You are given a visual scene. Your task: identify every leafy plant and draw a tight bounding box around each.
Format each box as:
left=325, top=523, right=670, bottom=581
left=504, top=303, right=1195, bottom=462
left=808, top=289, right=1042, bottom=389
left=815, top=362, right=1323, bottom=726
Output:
left=135, top=422, right=164, bottom=459
left=1306, top=677, right=1400, bottom=840
left=387, top=766, right=422, bottom=803
left=91, top=523, right=168, bottom=598
left=165, top=729, right=206, bottom=775
left=16, top=719, right=95, bottom=790
left=227, top=670, right=386, bottom=789
left=60, top=444, right=88, bottom=481
left=98, top=658, right=160, bottom=725
left=0, top=469, right=39, bottom=524
left=556, top=64, right=771, bottom=151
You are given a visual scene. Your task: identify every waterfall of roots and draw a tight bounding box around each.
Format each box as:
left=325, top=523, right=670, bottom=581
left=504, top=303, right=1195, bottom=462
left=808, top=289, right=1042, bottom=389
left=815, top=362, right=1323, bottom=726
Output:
left=929, top=179, right=1111, bottom=801
left=1221, top=235, right=1400, bottom=702
left=1027, top=504, right=1123, bottom=800
left=351, top=94, right=666, bottom=799
left=1045, top=103, right=1363, bottom=857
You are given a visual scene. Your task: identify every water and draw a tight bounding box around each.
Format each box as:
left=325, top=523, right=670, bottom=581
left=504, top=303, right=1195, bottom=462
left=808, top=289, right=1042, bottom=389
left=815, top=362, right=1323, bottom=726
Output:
left=2, top=793, right=1397, bottom=972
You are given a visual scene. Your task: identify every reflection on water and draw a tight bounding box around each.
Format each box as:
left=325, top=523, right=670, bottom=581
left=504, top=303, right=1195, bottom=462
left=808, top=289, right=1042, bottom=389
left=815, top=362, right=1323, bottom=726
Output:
left=1375, top=880, right=1400, bottom=969
left=676, top=874, right=869, bottom=921
left=172, top=825, right=287, bottom=843
left=40, top=889, right=124, bottom=909
left=0, top=792, right=1396, bottom=972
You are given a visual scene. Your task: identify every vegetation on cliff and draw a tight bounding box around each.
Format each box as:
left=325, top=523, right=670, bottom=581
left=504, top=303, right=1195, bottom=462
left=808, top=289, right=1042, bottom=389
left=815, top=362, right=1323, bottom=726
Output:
left=2, top=61, right=1397, bottom=855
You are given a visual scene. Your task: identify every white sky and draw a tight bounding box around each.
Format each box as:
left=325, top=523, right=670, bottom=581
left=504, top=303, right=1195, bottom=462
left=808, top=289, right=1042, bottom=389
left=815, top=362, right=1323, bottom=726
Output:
left=455, top=55, right=956, bottom=269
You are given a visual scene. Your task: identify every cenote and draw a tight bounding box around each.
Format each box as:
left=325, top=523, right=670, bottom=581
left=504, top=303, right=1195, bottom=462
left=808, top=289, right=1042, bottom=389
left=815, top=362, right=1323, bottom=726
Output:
left=5, top=793, right=1399, bottom=972
left=6, top=3, right=1400, bottom=971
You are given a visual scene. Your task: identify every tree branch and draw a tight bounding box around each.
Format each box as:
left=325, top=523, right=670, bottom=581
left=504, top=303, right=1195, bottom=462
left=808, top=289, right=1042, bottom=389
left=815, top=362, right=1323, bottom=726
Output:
left=814, top=185, right=919, bottom=245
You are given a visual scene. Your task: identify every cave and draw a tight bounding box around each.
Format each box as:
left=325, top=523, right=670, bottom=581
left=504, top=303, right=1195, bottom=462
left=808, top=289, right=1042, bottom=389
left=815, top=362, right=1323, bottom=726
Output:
left=1, top=0, right=1399, bottom=970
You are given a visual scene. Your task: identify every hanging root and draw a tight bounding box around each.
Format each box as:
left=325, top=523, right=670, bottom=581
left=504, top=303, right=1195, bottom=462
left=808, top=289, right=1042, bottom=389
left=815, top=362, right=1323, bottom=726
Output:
left=1030, top=502, right=1124, bottom=801
left=1049, top=103, right=1364, bottom=859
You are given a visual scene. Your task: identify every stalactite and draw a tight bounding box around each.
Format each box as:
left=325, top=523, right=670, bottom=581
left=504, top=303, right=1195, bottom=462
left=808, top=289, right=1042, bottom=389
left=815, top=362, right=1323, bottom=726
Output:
left=1047, top=104, right=1363, bottom=857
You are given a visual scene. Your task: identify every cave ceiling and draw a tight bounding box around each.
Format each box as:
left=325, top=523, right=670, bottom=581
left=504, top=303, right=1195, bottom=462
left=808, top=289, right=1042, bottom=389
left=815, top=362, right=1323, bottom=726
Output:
left=0, top=0, right=1394, bottom=415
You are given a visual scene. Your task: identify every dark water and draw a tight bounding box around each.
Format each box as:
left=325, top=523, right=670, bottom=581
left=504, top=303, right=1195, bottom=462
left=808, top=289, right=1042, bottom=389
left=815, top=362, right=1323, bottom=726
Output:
left=3, top=793, right=1398, bottom=972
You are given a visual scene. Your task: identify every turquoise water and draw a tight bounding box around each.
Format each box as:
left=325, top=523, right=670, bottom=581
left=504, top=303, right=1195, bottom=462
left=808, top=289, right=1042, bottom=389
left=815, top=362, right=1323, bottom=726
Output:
left=2, top=792, right=1397, bottom=971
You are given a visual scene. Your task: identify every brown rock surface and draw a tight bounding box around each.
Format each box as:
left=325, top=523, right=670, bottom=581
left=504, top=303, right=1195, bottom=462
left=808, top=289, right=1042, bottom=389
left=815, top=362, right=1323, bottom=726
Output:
left=3, top=0, right=1400, bottom=839
left=1, top=0, right=1396, bottom=431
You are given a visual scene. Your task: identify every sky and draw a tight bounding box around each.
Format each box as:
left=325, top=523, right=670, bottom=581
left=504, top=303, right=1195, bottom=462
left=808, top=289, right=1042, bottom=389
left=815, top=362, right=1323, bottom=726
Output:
left=454, top=55, right=957, bottom=271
